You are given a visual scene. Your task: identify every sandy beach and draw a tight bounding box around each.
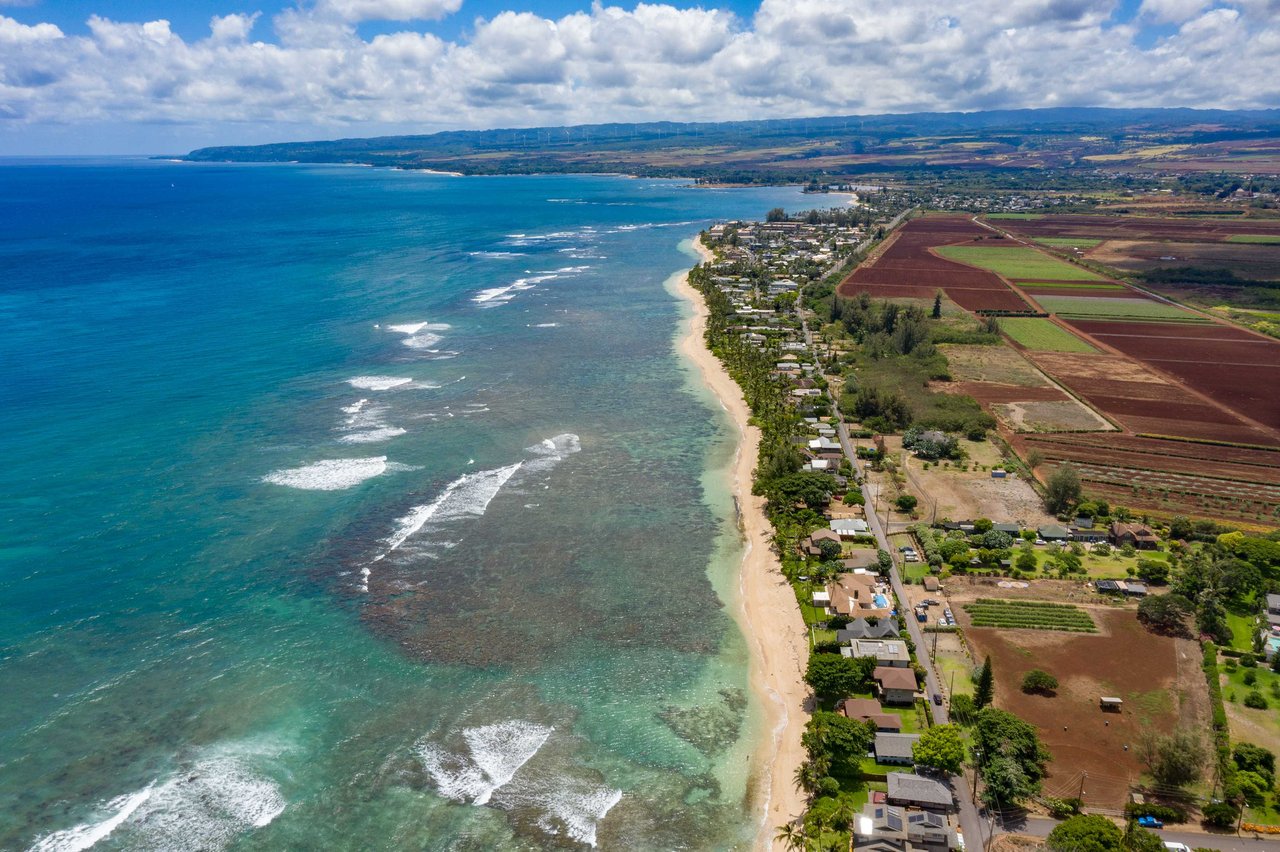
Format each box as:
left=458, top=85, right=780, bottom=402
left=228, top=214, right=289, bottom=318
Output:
left=672, top=237, right=811, bottom=849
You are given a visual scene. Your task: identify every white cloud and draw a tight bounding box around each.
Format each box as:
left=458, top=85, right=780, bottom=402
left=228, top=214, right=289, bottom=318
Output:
left=0, top=0, right=1276, bottom=147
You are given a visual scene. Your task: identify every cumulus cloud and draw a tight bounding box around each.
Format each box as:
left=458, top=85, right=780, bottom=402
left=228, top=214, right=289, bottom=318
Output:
left=0, top=0, right=1276, bottom=143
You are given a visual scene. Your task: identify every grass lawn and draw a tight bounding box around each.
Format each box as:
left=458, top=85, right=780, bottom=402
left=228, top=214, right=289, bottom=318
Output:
left=936, top=653, right=975, bottom=697
left=903, top=561, right=931, bottom=582
left=1016, top=546, right=1148, bottom=579
left=999, top=318, right=1097, bottom=352
left=1020, top=281, right=1126, bottom=290
left=1227, top=607, right=1260, bottom=653
left=1033, top=295, right=1204, bottom=322
left=987, top=213, right=1044, bottom=220
left=1036, top=237, right=1103, bottom=249
left=936, top=245, right=1104, bottom=280
left=1228, top=234, right=1280, bottom=244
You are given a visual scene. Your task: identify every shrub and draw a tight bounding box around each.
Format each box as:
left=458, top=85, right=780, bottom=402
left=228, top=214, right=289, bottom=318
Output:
left=1202, top=802, right=1238, bottom=828
left=1242, top=653, right=1257, bottom=668
left=1021, top=669, right=1059, bottom=695
left=1244, top=691, right=1269, bottom=710
left=1124, top=802, right=1187, bottom=823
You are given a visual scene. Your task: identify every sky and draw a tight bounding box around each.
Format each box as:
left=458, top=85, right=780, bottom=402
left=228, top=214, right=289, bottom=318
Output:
left=0, top=0, right=1277, bottom=154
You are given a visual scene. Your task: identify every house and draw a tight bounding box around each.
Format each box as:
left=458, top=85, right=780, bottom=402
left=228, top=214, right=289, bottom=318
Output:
left=1268, top=594, right=1280, bottom=628
left=812, top=590, right=832, bottom=608
left=1038, top=524, right=1069, bottom=542
left=875, top=733, right=921, bottom=766
left=992, top=523, right=1021, bottom=536
left=840, top=697, right=903, bottom=732
left=802, top=528, right=842, bottom=556
left=809, top=437, right=842, bottom=453
left=832, top=518, right=871, bottom=539
left=855, top=802, right=959, bottom=851
left=829, top=572, right=892, bottom=619
left=842, top=549, right=880, bottom=571
left=875, top=666, right=919, bottom=705
left=836, top=617, right=900, bottom=641
left=855, top=639, right=911, bottom=667
left=886, top=772, right=954, bottom=812
left=1110, top=522, right=1159, bottom=550
left=1070, top=524, right=1108, bottom=544
left=1123, top=582, right=1148, bottom=597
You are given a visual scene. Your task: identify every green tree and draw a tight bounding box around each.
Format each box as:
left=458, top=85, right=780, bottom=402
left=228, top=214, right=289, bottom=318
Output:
left=913, top=724, right=966, bottom=773
left=932, top=291, right=943, bottom=320
left=1135, top=560, right=1169, bottom=585
left=974, top=656, right=994, bottom=709
left=876, top=549, right=893, bottom=573
left=1016, top=550, right=1038, bottom=573
left=804, top=654, right=876, bottom=698
left=766, top=207, right=787, bottom=222
left=950, top=693, right=977, bottom=725
left=1136, top=727, right=1207, bottom=788
left=1021, top=669, right=1059, bottom=695
left=1044, top=463, right=1083, bottom=514
left=973, top=708, right=1052, bottom=808
left=1047, top=814, right=1122, bottom=852
left=1136, top=594, right=1191, bottom=635
left=1202, top=802, right=1238, bottom=828
left=896, top=494, right=918, bottom=513
left=1233, top=743, right=1276, bottom=784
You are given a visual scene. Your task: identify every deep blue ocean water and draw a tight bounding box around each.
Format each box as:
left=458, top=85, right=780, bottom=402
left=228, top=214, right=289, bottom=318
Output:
left=0, top=159, right=804, bottom=850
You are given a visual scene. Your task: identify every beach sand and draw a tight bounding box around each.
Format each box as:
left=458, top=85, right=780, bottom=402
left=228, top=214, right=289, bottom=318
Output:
left=672, top=237, right=810, bottom=849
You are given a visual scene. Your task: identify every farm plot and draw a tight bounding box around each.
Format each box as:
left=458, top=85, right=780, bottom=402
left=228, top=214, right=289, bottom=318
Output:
left=993, top=400, right=1113, bottom=432
left=935, top=245, right=1105, bottom=281
left=990, top=213, right=1280, bottom=244
left=1023, top=434, right=1280, bottom=485
left=1033, top=295, right=1206, bottom=322
left=1000, top=318, right=1097, bottom=352
left=963, top=599, right=1097, bottom=632
left=1228, top=234, right=1280, bottom=244
left=1035, top=237, right=1103, bottom=249
left=1088, top=240, right=1280, bottom=282
left=1065, top=321, right=1280, bottom=430
left=839, top=216, right=1033, bottom=313
left=937, top=344, right=1055, bottom=387
left=962, top=609, right=1200, bottom=809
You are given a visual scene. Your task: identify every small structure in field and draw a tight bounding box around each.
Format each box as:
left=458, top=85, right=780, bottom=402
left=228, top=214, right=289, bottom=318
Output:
left=1100, top=696, right=1123, bottom=712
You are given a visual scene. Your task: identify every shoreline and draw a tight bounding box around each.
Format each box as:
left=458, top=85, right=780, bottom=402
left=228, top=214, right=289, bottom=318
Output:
left=671, top=236, right=810, bottom=850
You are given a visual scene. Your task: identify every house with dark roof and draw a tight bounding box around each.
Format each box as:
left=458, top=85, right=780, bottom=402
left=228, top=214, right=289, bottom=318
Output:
left=875, top=733, right=921, bottom=765
left=1038, top=524, right=1069, bottom=542
left=835, top=617, right=900, bottom=642
left=840, top=697, right=902, bottom=732
left=1109, top=522, right=1159, bottom=550
left=875, top=666, right=919, bottom=705
left=886, top=772, right=954, bottom=812
left=855, top=639, right=911, bottom=667
left=802, top=527, right=842, bottom=556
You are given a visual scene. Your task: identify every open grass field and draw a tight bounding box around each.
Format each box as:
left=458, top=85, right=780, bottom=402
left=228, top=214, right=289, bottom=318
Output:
left=1087, top=240, right=1280, bottom=282
left=1018, top=281, right=1125, bottom=290
left=1033, top=295, right=1206, bottom=321
left=1219, top=654, right=1280, bottom=759
left=1228, top=234, right=1280, bottom=244
left=1000, top=318, right=1097, bottom=352
left=935, top=245, right=1105, bottom=281
left=987, top=213, right=1044, bottom=220
left=993, top=399, right=1113, bottom=432
left=937, top=344, right=1054, bottom=387
left=961, top=608, right=1202, bottom=809
left=962, top=599, right=1097, bottom=631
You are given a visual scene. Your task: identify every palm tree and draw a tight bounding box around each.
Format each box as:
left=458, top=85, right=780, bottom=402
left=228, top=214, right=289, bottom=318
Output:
left=775, top=822, right=806, bottom=852
left=793, top=761, right=821, bottom=798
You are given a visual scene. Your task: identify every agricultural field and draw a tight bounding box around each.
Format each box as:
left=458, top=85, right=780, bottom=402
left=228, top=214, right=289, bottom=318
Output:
left=1035, top=237, right=1103, bottom=249
left=962, top=599, right=1097, bottom=632
left=935, top=244, right=1105, bottom=281
left=961, top=607, right=1207, bottom=809
left=993, top=399, right=1113, bottom=432
left=985, top=213, right=1280, bottom=244
left=1228, top=234, right=1280, bottom=244
left=838, top=216, right=1033, bottom=313
left=937, top=344, right=1054, bottom=387
left=1088, top=240, right=1280, bottom=283
left=1032, top=295, right=1207, bottom=321
left=999, top=318, right=1097, bottom=352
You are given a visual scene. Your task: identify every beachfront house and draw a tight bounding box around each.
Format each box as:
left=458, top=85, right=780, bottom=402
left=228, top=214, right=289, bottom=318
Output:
left=874, top=666, right=918, bottom=705
left=1267, top=594, right=1280, bottom=629
left=854, top=802, right=960, bottom=852
left=854, top=639, right=911, bottom=667
left=875, top=733, right=921, bottom=766
left=802, top=528, right=842, bottom=557
left=886, top=772, right=955, bottom=812
left=839, top=698, right=902, bottom=732
left=835, top=618, right=900, bottom=642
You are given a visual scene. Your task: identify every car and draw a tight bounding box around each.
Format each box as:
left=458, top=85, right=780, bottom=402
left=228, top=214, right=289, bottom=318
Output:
left=1034, top=538, right=1047, bottom=546
left=905, top=554, right=920, bottom=562
left=1137, top=816, right=1163, bottom=829
left=1163, top=844, right=1190, bottom=852
left=932, top=693, right=943, bottom=706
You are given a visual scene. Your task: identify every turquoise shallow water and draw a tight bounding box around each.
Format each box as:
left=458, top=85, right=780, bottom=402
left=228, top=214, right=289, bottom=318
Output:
left=0, top=160, right=803, bottom=849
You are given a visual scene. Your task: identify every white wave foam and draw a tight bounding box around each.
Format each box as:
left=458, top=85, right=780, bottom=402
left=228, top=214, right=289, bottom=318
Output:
left=338, top=427, right=407, bottom=444
left=417, top=721, right=553, bottom=807
left=528, top=323, right=560, bottom=328
left=469, top=250, right=527, bottom=258
left=29, top=785, right=155, bottom=852
left=27, top=755, right=285, bottom=852
left=375, top=462, right=522, bottom=561
left=263, top=457, right=388, bottom=490
left=385, top=322, right=451, bottom=350
left=346, top=376, right=413, bottom=391
left=473, top=267, right=590, bottom=307
left=532, top=780, right=623, bottom=848
left=523, top=433, right=581, bottom=474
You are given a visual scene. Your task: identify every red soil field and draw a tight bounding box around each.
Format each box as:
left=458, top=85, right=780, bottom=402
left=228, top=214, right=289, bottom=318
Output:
left=962, top=610, right=1186, bottom=809
left=1069, top=320, right=1266, bottom=341
left=838, top=215, right=1032, bottom=312
left=1023, top=435, right=1280, bottom=486
left=994, top=214, right=1280, bottom=243
left=1025, top=433, right=1280, bottom=468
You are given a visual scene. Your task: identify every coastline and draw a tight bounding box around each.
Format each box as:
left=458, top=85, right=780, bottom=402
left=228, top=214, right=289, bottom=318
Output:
left=671, top=236, right=810, bottom=849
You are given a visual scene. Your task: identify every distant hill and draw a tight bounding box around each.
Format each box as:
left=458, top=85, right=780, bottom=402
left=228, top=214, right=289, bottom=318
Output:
left=182, top=107, right=1280, bottom=180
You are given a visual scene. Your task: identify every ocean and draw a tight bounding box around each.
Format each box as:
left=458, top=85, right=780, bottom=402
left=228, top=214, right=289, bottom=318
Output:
left=0, top=159, right=805, bottom=850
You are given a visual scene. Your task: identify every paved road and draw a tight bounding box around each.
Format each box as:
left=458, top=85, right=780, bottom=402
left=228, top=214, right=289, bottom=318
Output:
left=1015, top=815, right=1280, bottom=852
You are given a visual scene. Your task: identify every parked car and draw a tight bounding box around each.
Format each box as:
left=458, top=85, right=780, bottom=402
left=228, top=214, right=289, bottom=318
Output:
left=932, top=694, right=943, bottom=706
left=1137, top=816, right=1163, bottom=829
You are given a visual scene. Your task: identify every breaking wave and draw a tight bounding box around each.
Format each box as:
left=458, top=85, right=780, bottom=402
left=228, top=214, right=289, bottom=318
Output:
left=417, top=721, right=553, bottom=807
left=384, top=321, right=451, bottom=350
left=27, top=753, right=285, bottom=852
left=473, top=267, right=590, bottom=307
left=263, top=457, right=391, bottom=491
left=345, top=376, right=415, bottom=391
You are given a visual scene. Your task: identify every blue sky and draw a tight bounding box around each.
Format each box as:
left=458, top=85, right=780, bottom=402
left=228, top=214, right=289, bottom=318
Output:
left=0, top=0, right=1274, bottom=154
